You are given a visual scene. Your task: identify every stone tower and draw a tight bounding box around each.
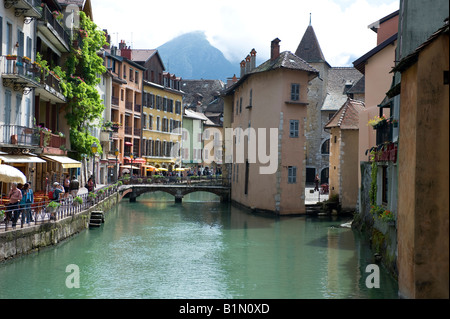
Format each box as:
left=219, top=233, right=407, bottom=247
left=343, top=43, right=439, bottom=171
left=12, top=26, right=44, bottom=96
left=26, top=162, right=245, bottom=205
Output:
left=295, top=23, right=364, bottom=185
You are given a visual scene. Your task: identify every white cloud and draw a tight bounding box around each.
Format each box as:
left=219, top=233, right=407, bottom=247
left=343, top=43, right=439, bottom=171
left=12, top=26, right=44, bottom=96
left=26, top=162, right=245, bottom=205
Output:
left=91, top=0, right=399, bottom=67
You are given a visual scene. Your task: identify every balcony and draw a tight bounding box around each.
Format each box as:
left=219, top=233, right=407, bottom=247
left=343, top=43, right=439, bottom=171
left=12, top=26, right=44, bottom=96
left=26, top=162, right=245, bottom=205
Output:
left=125, top=101, right=133, bottom=112
left=37, top=4, right=71, bottom=53
left=35, top=68, right=66, bottom=103
left=134, top=104, right=142, bottom=113
left=112, top=96, right=119, bottom=107
left=1, top=56, right=41, bottom=94
left=124, top=126, right=133, bottom=135
left=375, top=120, right=393, bottom=146
left=3, top=0, right=42, bottom=18
left=40, top=130, right=66, bottom=154
left=0, top=125, right=40, bottom=147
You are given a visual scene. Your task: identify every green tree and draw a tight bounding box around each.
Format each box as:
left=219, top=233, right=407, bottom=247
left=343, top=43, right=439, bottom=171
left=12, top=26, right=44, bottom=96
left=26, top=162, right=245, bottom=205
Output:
left=62, top=11, right=108, bottom=158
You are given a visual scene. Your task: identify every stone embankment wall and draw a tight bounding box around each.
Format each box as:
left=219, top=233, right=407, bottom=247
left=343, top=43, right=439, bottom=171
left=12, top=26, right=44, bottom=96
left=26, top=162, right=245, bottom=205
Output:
left=0, top=193, right=119, bottom=262
left=353, top=162, right=398, bottom=280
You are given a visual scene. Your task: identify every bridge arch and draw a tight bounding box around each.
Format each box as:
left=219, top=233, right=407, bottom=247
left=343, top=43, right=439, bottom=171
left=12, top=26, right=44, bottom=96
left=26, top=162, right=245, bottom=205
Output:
left=119, top=185, right=230, bottom=204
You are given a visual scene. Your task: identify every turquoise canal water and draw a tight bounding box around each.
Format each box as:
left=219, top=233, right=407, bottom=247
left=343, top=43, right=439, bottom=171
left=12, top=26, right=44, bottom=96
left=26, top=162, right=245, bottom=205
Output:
left=0, top=192, right=398, bottom=299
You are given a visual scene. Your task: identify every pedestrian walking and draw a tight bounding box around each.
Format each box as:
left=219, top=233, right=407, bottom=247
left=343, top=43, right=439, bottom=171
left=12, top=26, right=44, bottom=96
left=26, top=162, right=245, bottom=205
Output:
left=69, top=175, right=80, bottom=198
left=63, top=175, right=71, bottom=199
left=314, top=174, right=320, bottom=192
left=20, top=183, right=34, bottom=225
left=7, top=182, right=22, bottom=228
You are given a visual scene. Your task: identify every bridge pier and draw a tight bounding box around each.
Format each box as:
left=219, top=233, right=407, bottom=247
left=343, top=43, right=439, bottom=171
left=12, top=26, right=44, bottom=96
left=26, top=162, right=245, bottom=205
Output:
left=175, top=195, right=183, bottom=203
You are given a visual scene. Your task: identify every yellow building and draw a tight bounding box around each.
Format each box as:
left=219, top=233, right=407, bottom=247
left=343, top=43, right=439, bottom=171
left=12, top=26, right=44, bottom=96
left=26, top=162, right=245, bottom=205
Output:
left=141, top=71, right=183, bottom=174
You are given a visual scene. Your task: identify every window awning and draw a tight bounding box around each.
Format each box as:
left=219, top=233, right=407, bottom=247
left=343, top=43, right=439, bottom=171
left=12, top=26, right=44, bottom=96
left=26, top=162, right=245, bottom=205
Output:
left=0, top=155, right=47, bottom=164
left=42, top=155, right=82, bottom=169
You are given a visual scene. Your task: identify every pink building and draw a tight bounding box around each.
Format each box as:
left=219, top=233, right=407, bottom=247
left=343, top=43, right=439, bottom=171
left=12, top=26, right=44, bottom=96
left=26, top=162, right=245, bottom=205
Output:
left=223, top=39, right=319, bottom=215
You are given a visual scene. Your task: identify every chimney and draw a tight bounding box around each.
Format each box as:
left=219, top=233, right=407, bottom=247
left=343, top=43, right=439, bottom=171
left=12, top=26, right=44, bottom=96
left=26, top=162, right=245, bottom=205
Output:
left=120, top=40, right=132, bottom=60
left=240, top=60, right=246, bottom=78
left=226, top=74, right=239, bottom=88
left=271, top=38, right=281, bottom=61
left=245, top=55, right=251, bottom=74
left=250, top=48, right=257, bottom=70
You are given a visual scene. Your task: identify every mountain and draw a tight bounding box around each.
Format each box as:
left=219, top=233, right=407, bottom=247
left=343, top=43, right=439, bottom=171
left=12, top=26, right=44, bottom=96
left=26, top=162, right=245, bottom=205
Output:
left=157, top=31, right=239, bottom=81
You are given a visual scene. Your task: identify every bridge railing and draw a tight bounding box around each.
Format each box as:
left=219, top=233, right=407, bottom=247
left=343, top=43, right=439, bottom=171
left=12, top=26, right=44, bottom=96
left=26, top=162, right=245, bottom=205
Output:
left=119, top=175, right=230, bottom=187
left=0, top=184, right=119, bottom=232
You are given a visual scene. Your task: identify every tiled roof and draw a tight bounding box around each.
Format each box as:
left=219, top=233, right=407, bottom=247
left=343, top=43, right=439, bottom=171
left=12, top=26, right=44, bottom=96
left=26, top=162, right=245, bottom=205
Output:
left=347, top=76, right=365, bottom=94
left=131, top=49, right=158, bottom=63
left=325, top=98, right=365, bottom=130
left=322, top=67, right=364, bottom=111
left=223, top=51, right=319, bottom=96
left=253, top=51, right=319, bottom=74
left=295, top=25, right=328, bottom=64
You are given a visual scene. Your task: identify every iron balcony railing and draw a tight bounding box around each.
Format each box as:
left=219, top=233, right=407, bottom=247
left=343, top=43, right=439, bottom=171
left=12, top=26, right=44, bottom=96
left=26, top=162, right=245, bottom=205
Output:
left=40, top=4, right=71, bottom=50
left=1, top=56, right=41, bottom=85
left=0, top=125, right=40, bottom=147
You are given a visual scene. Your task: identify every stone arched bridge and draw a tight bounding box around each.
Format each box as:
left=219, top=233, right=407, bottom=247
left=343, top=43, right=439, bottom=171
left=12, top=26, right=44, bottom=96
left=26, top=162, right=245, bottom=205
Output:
left=119, top=184, right=231, bottom=203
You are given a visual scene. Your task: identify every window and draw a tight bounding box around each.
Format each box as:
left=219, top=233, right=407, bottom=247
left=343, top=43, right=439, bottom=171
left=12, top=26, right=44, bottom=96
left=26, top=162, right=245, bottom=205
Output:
left=123, top=65, right=126, bottom=79
left=135, top=71, right=139, bottom=83
left=26, top=37, right=32, bottom=59
left=156, top=117, right=160, bottom=131
left=290, top=120, right=299, bottom=138
left=382, top=166, right=389, bottom=204
left=142, top=114, right=147, bottom=130
left=291, top=84, right=300, bottom=101
left=322, top=139, right=330, bottom=155
left=288, top=166, right=297, bottom=184
left=239, top=97, right=242, bottom=113
left=149, top=115, right=153, bottom=130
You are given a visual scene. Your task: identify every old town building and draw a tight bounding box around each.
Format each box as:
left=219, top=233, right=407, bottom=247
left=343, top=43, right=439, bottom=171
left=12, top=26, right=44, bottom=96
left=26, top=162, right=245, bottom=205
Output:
left=223, top=39, right=319, bottom=215
left=295, top=22, right=364, bottom=186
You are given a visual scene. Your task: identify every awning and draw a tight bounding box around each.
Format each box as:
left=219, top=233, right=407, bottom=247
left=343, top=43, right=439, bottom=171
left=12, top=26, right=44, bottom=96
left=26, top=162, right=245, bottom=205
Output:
left=42, top=155, right=82, bottom=169
left=120, top=165, right=140, bottom=170
left=0, top=155, right=46, bottom=164
left=124, top=157, right=146, bottom=164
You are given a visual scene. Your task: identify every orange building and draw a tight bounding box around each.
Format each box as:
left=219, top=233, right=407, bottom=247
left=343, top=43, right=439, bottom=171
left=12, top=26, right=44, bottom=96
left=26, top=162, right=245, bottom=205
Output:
left=106, top=41, right=146, bottom=174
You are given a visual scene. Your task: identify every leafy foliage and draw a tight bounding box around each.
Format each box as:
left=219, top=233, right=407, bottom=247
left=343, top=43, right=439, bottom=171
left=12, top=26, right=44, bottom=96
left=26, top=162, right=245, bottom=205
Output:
left=61, top=11, right=108, bottom=158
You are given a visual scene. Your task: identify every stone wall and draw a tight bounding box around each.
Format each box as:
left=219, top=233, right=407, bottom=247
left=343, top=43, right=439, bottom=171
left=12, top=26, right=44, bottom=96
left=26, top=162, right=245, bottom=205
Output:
left=0, top=193, right=119, bottom=262
left=353, top=161, right=398, bottom=280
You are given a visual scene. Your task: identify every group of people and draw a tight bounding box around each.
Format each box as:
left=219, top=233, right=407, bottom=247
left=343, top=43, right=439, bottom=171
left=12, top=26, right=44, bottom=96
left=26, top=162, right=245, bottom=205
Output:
left=50, top=175, right=81, bottom=201
left=4, top=182, right=34, bottom=228
left=2, top=175, right=87, bottom=228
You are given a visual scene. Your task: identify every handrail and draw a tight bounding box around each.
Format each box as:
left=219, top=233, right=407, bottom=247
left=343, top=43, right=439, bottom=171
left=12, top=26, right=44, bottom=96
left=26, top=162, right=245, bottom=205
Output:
left=1, top=184, right=119, bottom=232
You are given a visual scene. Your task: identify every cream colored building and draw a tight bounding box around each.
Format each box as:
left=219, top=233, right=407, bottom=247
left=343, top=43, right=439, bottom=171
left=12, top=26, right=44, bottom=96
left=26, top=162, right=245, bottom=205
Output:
left=223, top=39, right=319, bottom=215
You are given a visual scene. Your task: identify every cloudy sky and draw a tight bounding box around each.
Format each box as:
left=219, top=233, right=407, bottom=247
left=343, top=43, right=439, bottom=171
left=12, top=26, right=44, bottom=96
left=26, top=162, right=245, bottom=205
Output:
left=91, top=0, right=399, bottom=67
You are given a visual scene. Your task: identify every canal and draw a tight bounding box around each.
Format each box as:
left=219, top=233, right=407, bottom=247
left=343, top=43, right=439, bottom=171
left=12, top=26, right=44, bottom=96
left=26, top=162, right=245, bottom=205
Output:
left=0, top=192, right=398, bottom=299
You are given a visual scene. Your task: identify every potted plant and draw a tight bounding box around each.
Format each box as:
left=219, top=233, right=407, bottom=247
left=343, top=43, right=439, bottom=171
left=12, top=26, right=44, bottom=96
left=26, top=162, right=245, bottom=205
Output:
left=6, top=55, right=17, bottom=61
left=47, top=201, right=61, bottom=220
left=0, top=210, right=5, bottom=223
left=73, top=196, right=83, bottom=206
left=368, top=115, right=388, bottom=129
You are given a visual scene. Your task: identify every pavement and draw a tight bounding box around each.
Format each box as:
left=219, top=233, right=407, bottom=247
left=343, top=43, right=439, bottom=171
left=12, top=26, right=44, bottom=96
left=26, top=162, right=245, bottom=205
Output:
left=305, top=186, right=329, bottom=205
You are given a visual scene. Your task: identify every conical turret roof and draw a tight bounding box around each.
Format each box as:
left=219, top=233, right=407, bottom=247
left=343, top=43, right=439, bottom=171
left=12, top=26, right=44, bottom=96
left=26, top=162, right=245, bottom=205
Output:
left=295, top=25, right=328, bottom=64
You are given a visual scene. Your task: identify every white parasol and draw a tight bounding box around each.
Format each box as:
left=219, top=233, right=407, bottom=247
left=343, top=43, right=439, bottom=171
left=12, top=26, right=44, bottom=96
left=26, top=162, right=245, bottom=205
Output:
left=0, top=164, right=27, bottom=184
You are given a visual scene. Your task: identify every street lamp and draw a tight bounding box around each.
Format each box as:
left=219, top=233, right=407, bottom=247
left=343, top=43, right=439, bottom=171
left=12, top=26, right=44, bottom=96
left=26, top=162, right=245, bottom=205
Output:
left=130, top=153, right=134, bottom=176
left=115, top=148, right=120, bottom=182
left=91, top=142, right=98, bottom=188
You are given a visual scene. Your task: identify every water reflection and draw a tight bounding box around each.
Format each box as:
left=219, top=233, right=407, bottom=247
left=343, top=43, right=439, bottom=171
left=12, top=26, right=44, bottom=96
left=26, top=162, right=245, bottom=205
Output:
left=0, top=192, right=398, bottom=299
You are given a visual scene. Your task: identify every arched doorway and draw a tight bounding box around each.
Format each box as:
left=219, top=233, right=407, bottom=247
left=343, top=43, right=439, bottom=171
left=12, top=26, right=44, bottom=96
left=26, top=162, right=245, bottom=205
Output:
left=321, top=167, right=329, bottom=185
